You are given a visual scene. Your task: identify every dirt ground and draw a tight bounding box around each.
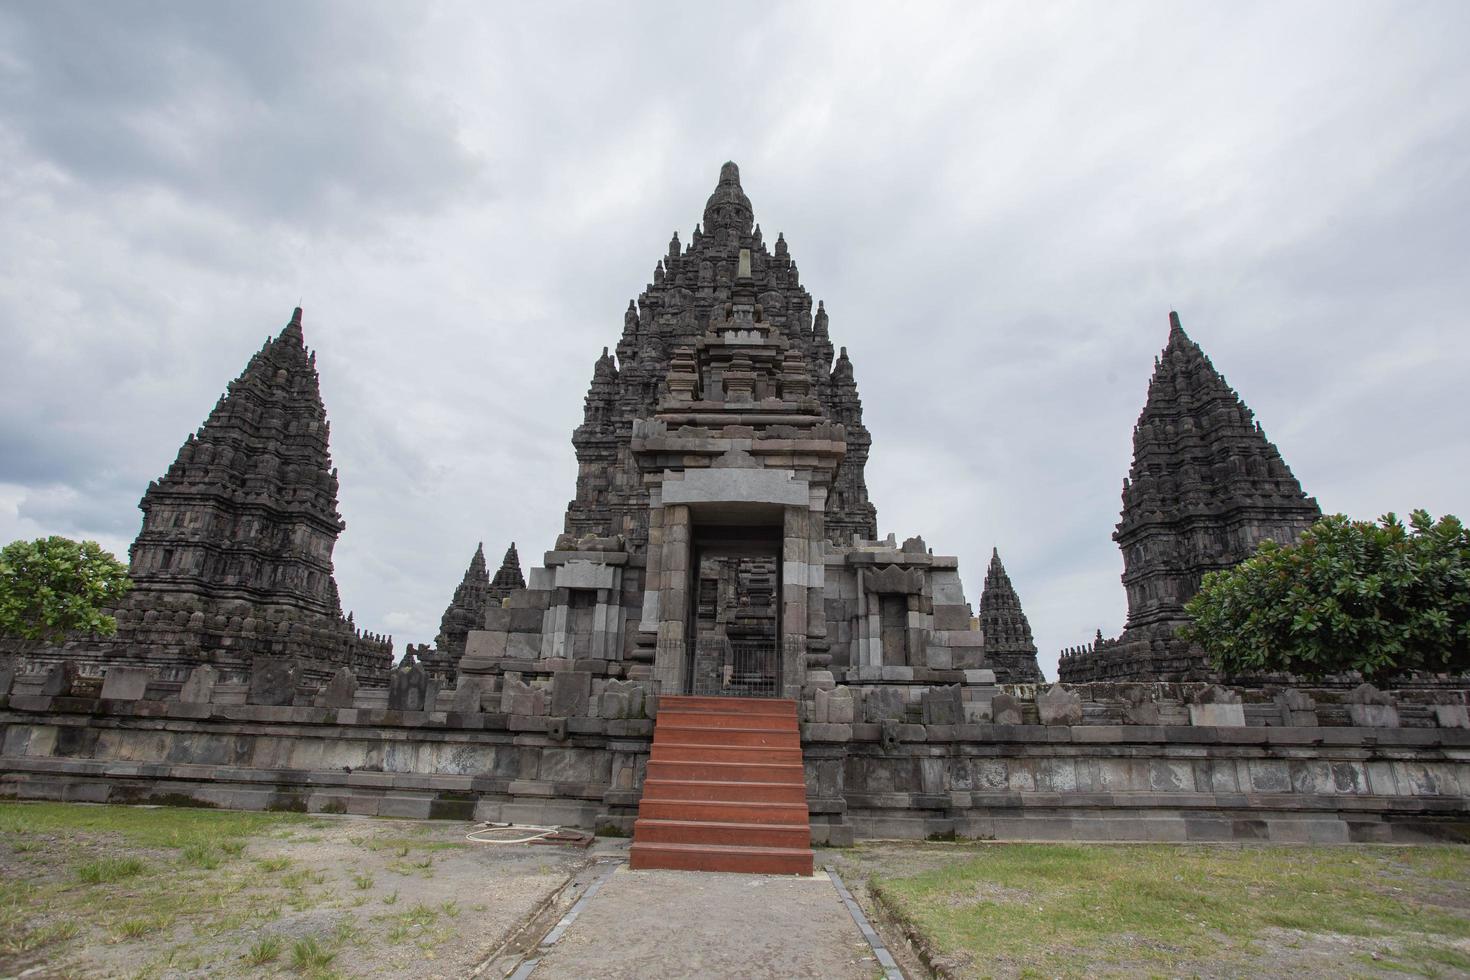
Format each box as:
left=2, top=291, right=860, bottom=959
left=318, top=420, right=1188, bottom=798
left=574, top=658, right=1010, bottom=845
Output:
left=0, top=804, right=595, bottom=979
left=8, top=803, right=1468, bottom=980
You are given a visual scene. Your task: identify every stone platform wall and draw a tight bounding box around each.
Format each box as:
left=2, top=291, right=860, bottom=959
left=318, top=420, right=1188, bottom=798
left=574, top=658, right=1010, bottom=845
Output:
left=3, top=689, right=1467, bottom=846
left=804, top=723, right=1470, bottom=845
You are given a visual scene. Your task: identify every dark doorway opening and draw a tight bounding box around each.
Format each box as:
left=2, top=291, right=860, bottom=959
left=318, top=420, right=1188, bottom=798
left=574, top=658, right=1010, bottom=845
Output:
left=687, top=525, right=782, bottom=698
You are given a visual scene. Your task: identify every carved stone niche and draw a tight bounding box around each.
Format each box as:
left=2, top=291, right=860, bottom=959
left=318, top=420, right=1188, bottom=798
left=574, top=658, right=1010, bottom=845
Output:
left=864, top=564, right=929, bottom=667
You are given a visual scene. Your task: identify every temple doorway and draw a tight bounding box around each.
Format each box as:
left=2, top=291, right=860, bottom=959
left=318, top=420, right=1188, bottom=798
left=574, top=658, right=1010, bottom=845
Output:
left=687, top=525, right=782, bottom=698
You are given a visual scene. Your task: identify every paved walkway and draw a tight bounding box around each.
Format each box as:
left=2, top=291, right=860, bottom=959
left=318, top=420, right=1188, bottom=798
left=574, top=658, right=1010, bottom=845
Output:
left=524, top=864, right=892, bottom=979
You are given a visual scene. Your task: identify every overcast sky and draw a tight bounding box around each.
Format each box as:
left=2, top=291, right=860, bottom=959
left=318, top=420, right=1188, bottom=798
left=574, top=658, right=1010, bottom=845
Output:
left=2, top=1, right=1467, bottom=679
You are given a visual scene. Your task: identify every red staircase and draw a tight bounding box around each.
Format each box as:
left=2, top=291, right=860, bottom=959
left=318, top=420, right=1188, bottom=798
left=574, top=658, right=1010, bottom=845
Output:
left=630, top=695, right=813, bottom=875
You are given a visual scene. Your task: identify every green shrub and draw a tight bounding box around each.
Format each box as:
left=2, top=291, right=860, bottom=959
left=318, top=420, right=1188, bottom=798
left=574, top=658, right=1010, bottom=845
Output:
left=1184, top=510, right=1470, bottom=681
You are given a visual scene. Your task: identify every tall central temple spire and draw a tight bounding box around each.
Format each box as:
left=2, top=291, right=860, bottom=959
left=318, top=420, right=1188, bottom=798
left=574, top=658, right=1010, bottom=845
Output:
left=563, top=162, right=879, bottom=550
left=703, top=161, right=754, bottom=239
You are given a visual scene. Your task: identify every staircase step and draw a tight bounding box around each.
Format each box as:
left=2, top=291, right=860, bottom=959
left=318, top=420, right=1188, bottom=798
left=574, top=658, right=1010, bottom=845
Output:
left=654, top=710, right=798, bottom=731
left=630, top=841, right=813, bottom=876
left=637, top=798, right=809, bottom=825
left=650, top=742, right=803, bottom=764
left=653, top=725, right=795, bottom=746
left=660, top=695, right=797, bottom=715
left=646, top=759, right=806, bottom=784
left=652, top=708, right=793, bottom=731
left=633, top=818, right=811, bottom=849
left=642, top=778, right=808, bottom=804
left=633, top=695, right=811, bottom=876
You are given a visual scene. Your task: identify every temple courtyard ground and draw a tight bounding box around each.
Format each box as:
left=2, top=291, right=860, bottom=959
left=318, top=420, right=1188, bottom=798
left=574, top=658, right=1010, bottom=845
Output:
left=0, top=804, right=1466, bottom=979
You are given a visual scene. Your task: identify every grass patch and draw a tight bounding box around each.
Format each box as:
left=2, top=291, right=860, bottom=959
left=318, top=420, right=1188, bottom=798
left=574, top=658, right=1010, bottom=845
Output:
left=0, top=801, right=307, bottom=849
left=352, top=873, right=374, bottom=890
left=291, top=934, right=336, bottom=971
left=77, top=856, right=148, bottom=884
left=257, top=855, right=293, bottom=873
left=1, top=919, right=80, bottom=956
left=867, top=843, right=1470, bottom=977
left=245, top=934, right=283, bottom=966
left=180, top=841, right=222, bottom=869
left=110, top=914, right=173, bottom=941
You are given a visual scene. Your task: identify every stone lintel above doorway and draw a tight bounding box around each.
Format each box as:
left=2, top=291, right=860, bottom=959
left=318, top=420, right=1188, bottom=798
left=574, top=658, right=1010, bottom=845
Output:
left=660, top=467, right=809, bottom=508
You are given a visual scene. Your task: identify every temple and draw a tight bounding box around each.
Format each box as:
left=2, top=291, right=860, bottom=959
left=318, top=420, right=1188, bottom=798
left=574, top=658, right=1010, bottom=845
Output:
left=12, top=309, right=394, bottom=690
left=457, top=162, right=1039, bottom=704
left=977, top=549, right=1045, bottom=684
left=4, top=164, right=1465, bottom=857
left=1058, top=312, right=1322, bottom=682
left=416, top=542, right=524, bottom=680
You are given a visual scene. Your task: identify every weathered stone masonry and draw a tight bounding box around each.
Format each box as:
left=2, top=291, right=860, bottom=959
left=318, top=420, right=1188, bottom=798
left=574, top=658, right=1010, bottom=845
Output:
left=2, top=164, right=1466, bottom=843
left=7, top=309, right=393, bottom=692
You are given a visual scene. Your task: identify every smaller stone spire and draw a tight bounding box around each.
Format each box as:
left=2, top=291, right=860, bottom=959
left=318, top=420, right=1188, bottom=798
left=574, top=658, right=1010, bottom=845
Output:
left=433, top=542, right=492, bottom=665
left=978, top=548, right=1044, bottom=684
left=489, top=542, right=526, bottom=600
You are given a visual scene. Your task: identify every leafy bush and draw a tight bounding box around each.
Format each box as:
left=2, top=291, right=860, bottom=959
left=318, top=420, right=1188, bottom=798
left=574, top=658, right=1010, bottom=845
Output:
left=1183, top=510, right=1470, bottom=681
left=0, top=536, right=131, bottom=646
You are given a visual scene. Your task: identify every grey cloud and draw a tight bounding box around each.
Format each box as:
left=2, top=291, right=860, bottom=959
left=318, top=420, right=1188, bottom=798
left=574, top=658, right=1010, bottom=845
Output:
left=0, top=1, right=482, bottom=228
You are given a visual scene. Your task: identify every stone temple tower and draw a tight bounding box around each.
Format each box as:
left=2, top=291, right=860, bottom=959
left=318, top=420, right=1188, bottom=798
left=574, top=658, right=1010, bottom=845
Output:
left=30, top=309, right=394, bottom=689
left=460, top=163, right=1039, bottom=708
left=1059, top=312, right=1321, bottom=682
left=978, top=549, right=1045, bottom=684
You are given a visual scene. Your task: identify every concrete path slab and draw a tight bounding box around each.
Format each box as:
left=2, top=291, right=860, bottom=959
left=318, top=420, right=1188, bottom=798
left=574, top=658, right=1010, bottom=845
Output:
left=529, top=866, right=886, bottom=979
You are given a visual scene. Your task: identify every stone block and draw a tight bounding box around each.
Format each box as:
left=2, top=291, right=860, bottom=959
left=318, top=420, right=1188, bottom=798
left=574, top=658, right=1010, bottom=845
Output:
left=388, top=663, right=432, bottom=711
left=248, top=658, right=296, bottom=706
left=464, top=630, right=508, bottom=661
left=178, top=665, right=218, bottom=704
left=1274, top=688, right=1318, bottom=727
left=1348, top=704, right=1400, bottom=728
left=451, top=677, right=485, bottom=713
left=598, top=679, right=645, bottom=720
left=1123, top=702, right=1160, bottom=726
left=1190, top=703, right=1246, bottom=727
left=924, top=644, right=953, bottom=670
left=963, top=669, right=996, bottom=685
left=962, top=701, right=992, bottom=723
left=100, top=667, right=151, bottom=701
left=881, top=666, right=914, bottom=682
left=315, top=667, right=358, bottom=708
left=921, top=685, right=963, bottom=726
left=501, top=677, right=547, bottom=716
left=863, top=686, right=906, bottom=723
left=509, top=608, right=545, bottom=632
left=812, top=688, right=830, bottom=724
left=1192, top=684, right=1243, bottom=705
left=551, top=671, right=592, bottom=718
left=990, top=693, right=1023, bottom=726
left=932, top=605, right=971, bottom=631
left=805, top=669, right=836, bottom=692
left=41, top=662, right=80, bottom=698
left=805, top=723, right=852, bottom=742
left=1036, top=684, right=1082, bottom=726
left=1349, top=682, right=1394, bottom=706
left=827, top=686, right=855, bottom=724
left=506, top=633, right=542, bottom=660
left=0, top=664, right=13, bottom=698
left=1433, top=705, right=1470, bottom=729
